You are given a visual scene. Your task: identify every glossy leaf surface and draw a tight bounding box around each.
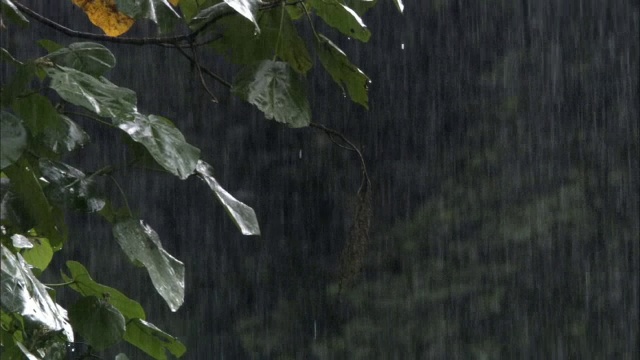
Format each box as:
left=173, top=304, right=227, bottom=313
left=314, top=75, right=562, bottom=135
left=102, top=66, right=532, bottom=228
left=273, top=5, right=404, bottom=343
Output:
left=309, top=0, right=371, bottom=42
left=124, top=318, right=186, bottom=360
left=43, top=42, right=116, bottom=77
left=232, top=60, right=311, bottom=128
left=196, top=160, right=261, bottom=235
left=112, top=219, right=185, bottom=312
left=116, top=0, right=180, bottom=33
left=0, top=244, right=74, bottom=342
left=39, top=159, right=105, bottom=212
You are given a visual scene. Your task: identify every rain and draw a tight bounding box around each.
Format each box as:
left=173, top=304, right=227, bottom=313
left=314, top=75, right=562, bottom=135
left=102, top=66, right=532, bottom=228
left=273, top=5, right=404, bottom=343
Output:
left=1, top=0, right=638, bottom=358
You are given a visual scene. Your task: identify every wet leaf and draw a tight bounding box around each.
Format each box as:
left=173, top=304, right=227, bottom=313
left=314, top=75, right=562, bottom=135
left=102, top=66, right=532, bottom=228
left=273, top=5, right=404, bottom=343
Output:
left=2, top=158, right=67, bottom=249
left=12, top=93, right=90, bottom=153
left=68, top=295, right=125, bottom=351
left=72, top=0, right=135, bottom=37
left=224, top=0, right=260, bottom=32
left=343, top=0, right=378, bottom=16
left=0, top=112, right=27, bottom=170
left=232, top=60, right=311, bottom=128
left=62, top=261, right=146, bottom=320
left=309, top=0, right=371, bottom=42
left=21, top=237, right=54, bottom=271
left=196, top=160, right=260, bottom=235
left=11, top=234, right=32, bottom=249
left=124, top=318, right=186, bottom=360
left=210, top=7, right=312, bottom=73
left=45, top=65, right=138, bottom=119
left=316, top=34, right=370, bottom=108
left=43, top=42, right=116, bottom=77
left=0, top=0, right=29, bottom=26
left=37, top=39, right=64, bottom=53
left=112, top=219, right=185, bottom=311
left=116, top=0, right=180, bottom=33
left=114, top=113, right=200, bottom=180
left=0, top=244, right=74, bottom=342
left=392, top=0, right=403, bottom=12
left=189, top=1, right=233, bottom=29
left=38, top=159, right=105, bottom=212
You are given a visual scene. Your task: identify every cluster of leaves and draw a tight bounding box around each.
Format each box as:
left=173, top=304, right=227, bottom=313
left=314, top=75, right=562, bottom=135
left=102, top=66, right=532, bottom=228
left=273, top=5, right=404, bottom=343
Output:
left=1, top=0, right=402, bottom=358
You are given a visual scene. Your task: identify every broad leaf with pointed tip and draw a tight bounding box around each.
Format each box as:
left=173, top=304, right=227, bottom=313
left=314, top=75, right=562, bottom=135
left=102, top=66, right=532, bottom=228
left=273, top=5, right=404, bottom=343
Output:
left=112, top=219, right=185, bottom=312
left=12, top=93, right=89, bottom=153
left=114, top=113, right=200, bottom=179
left=1, top=0, right=29, bottom=26
left=309, top=0, right=371, bottom=42
left=316, top=34, right=370, bottom=108
left=232, top=60, right=311, bottom=128
left=124, top=318, right=186, bottom=359
left=224, top=0, right=260, bottom=32
left=39, top=159, right=105, bottom=212
left=42, top=42, right=116, bottom=77
left=116, top=0, right=181, bottom=33
left=21, top=236, right=54, bottom=271
left=68, top=295, right=125, bottom=351
left=0, top=112, right=27, bottom=170
left=0, top=244, right=74, bottom=342
left=62, top=261, right=146, bottom=320
left=210, top=7, right=312, bottom=73
left=45, top=66, right=137, bottom=119
left=196, top=160, right=260, bottom=235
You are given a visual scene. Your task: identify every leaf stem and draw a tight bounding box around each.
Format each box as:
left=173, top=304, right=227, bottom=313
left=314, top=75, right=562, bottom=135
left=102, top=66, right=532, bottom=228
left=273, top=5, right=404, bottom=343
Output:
left=109, top=175, right=132, bottom=218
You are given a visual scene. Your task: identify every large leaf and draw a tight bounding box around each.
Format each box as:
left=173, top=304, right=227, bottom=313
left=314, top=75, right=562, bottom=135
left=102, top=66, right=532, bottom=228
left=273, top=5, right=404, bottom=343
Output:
left=309, top=0, right=371, bottom=42
left=195, top=160, right=260, bottom=235
left=61, top=261, right=146, bottom=320
left=223, top=0, right=260, bottom=32
left=0, top=244, right=74, bottom=342
left=68, top=295, right=125, bottom=351
left=116, top=0, right=180, bottom=33
left=42, top=42, right=116, bottom=77
left=3, top=158, right=67, bottom=249
left=114, top=113, right=200, bottom=180
left=112, top=219, right=185, bottom=311
left=45, top=66, right=137, bottom=119
left=0, top=0, right=29, bottom=26
left=38, top=159, right=105, bottom=212
left=210, top=7, right=312, bottom=73
left=72, top=0, right=135, bottom=36
left=232, top=60, right=311, bottom=128
left=0, top=112, right=27, bottom=170
left=124, top=318, right=186, bottom=360
left=12, top=93, right=89, bottom=153
left=316, top=34, right=370, bottom=108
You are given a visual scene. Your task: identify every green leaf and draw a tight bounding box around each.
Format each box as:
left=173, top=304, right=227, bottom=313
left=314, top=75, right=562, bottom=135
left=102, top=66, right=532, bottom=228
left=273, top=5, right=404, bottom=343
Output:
left=309, top=0, right=371, bottom=42
left=37, top=39, right=64, bottom=53
left=114, top=113, right=200, bottom=180
left=232, top=60, right=311, bottom=128
left=189, top=1, right=233, bottom=30
left=38, top=159, right=105, bottom=212
left=45, top=65, right=137, bottom=119
left=0, top=47, right=22, bottom=66
left=42, top=42, right=116, bottom=77
left=315, top=34, right=370, bottom=108
left=196, top=160, right=260, bottom=235
left=0, top=244, right=74, bottom=342
left=68, top=295, right=125, bottom=351
left=124, top=318, right=186, bottom=360
left=223, top=0, right=260, bottom=32
left=112, top=219, right=185, bottom=312
left=0, top=62, right=35, bottom=107
left=0, top=0, right=29, bottom=26
left=393, top=0, right=404, bottom=13
left=343, top=0, right=378, bottom=16
left=3, top=158, right=67, bottom=249
left=62, top=261, right=146, bottom=320
left=0, top=112, right=27, bottom=170
left=21, top=236, right=53, bottom=271
left=116, top=0, right=180, bottom=33
left=180, top=0, right=218, bottom=23
left=12, top=93, right=90, bottom=153
left=210, top=8, right=312, bottom=73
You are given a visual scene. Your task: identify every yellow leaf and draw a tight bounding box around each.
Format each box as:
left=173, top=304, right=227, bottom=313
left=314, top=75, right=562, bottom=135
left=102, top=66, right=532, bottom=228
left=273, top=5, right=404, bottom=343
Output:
left=169, top=0, right=180, bottom=5
left=72, top=0, right=135, bottom=37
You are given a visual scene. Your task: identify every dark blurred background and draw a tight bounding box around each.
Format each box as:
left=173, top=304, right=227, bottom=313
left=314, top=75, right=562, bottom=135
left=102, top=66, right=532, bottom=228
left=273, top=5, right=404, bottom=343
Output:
left=2, top=0, right=638, bottom=358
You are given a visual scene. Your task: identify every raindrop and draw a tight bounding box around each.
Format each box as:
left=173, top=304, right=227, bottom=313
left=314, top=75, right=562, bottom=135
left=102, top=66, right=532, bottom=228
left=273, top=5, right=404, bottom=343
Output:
left=298, top=149, right=302, bottom=159
left=401, top=43, right=405, bottom=50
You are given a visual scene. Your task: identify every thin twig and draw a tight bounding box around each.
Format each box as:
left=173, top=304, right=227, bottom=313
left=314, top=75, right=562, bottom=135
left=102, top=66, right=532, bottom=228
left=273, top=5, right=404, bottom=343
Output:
left=190, top=42, right=218, bottom=102
left=174, top=45, right=232, bottom=88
